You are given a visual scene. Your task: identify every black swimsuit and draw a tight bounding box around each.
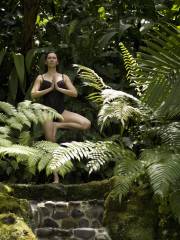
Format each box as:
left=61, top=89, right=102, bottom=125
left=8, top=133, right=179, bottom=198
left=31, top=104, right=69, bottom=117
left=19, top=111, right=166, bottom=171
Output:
left=40, top=75, right=66, bottom=114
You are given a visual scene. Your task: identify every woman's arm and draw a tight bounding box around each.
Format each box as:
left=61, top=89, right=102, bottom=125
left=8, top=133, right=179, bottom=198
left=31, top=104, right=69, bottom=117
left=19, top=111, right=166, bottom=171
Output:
left=55, top=74, right=78, bottom=97
left=31, top=75, right=54, bottom=99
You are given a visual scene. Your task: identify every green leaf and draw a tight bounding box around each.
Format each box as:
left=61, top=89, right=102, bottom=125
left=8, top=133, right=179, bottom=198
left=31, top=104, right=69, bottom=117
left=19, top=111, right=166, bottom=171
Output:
left=13, top=53, right=25, bottom=93
left=169, top=190, right=180, bottom=223
left=8, top=67, right=18, bottom=102
left=98, top=31, right=117, bottom=49
left=68, top=19, right=79, bottom=36
left=0, top=48, right=6, bottom=66
left=25, top=49, right=36, bottom=74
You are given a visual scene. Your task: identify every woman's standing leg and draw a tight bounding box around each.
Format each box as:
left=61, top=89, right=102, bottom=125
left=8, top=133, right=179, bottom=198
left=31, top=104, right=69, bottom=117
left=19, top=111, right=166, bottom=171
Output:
left=43, top=121, right=59, bottom=183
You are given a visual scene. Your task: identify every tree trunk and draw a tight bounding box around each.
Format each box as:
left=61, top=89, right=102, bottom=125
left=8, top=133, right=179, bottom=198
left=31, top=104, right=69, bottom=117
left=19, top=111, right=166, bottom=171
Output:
left=23, top=0, right=41, bottom=54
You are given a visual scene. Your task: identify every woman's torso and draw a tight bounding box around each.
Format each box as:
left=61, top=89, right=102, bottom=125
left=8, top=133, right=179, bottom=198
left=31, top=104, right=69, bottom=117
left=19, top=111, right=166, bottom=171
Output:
left=40, top=74, right=66, bottom=114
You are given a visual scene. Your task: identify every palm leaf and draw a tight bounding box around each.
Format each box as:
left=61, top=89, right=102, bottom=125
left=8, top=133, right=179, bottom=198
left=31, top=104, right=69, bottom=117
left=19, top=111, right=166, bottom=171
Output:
left=13, top=52, right=25, bottom=93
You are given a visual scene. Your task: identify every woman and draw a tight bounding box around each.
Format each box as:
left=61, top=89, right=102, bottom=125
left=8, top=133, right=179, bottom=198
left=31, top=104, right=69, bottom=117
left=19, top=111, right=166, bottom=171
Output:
left=31, top=51, right=91, bottom=183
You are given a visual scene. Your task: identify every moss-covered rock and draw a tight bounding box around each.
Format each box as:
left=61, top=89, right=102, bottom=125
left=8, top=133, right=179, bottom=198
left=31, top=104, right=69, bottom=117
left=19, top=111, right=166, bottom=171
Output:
left=103, top=184, right=157, bottom=240
left=10, top=178, right=113, bottom=201
left=0, top=183, right=37, bottom=240
left=0, top=213, right=37, bottom=240
left=0, top=192, right=29, bottom=220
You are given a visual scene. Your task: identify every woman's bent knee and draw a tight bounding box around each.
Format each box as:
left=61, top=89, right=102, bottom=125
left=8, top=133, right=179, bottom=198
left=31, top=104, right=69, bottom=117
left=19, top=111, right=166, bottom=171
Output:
left=82, top=119, right=91, bottom=130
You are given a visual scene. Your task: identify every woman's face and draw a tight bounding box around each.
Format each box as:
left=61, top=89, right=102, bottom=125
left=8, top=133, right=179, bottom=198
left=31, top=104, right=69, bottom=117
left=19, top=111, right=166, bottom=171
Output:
left=45, top=52, right=59, bottom=67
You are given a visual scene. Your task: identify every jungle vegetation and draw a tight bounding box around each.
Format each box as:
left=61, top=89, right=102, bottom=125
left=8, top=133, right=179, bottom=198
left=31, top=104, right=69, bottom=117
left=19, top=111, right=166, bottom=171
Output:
left=0, top=0, right=180, bottom=228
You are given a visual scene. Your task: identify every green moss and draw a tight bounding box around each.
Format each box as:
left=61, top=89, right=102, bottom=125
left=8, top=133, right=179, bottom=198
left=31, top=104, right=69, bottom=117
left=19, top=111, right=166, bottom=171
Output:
left=0, top=213, right=37, bottom=240
left=10, top=178, right=113, bottom=201
left=0, top=192, right=30, bottom=220
left=103, top=185, right=157, bottom=240
left=65, top=178, right=112, bottom=201
left=0, top=183, right=12, bottom=194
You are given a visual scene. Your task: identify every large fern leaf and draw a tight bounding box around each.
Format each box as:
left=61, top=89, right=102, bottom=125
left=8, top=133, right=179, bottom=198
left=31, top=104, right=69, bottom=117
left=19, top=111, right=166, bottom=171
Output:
left=141, top=148, right=180, bottom=198
left=87, top=141, right=123, bottom=174
left=74, top=64, right=109, bottom=91
left=98, top=97, right=142, bottom=131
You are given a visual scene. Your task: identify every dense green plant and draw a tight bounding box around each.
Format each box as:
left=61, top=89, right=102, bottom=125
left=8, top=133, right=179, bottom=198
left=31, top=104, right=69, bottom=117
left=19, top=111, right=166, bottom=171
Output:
left=38, top=23, right=180, bottom=222
left=0, top=100, right=63, bottom=180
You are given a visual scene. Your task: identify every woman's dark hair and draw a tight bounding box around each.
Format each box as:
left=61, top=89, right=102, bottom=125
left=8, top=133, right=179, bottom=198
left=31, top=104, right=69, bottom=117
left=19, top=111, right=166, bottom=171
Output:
left=43, top=51, right=60, bottom=72
left=44, top=51, right=59, bottom=61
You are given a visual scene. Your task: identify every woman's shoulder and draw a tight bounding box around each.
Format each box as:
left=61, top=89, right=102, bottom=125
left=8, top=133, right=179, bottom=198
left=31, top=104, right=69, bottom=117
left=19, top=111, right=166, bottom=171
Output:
left=34, top=74, right=44, bottom=84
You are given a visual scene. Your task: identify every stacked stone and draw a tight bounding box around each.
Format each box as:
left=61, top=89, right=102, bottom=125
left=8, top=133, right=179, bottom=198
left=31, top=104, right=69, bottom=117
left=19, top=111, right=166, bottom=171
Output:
left=31, top=199, right=111, bottom=240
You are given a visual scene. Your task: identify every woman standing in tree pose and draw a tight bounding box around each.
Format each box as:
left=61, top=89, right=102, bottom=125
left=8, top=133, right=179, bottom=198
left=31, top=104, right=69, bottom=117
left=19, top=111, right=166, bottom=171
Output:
left=31, top=52, right=91, bottom=183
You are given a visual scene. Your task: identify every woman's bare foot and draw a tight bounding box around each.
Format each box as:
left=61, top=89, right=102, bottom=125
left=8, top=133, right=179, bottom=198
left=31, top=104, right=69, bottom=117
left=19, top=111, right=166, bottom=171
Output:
left=53, top=172, right=60, bottom=183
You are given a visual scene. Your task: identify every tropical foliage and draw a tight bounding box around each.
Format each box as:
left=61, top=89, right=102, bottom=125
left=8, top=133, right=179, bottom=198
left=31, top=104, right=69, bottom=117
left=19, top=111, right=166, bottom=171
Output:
left=0, top=0, right=180, bottom=232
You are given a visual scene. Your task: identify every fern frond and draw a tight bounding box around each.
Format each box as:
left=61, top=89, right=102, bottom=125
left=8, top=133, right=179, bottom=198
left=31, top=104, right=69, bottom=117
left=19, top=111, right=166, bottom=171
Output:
left=21, top=108, right=38, bottom=124
left=87, top=141, right=123, bottom=174
left=31, top=102, right=63, bottom=122
left=0, top=137, right=13, bottom=147
left=33, top=141, right=60, bottom=173
left=27, top=152, right=42, bottom=174
left=38, top=153, right=53, bottom=172
left=101, top=89, right=140, bottom=103
left=141, top=148, right=180, bottom=198
left=33, top=140, right=59, bottom=152
left=47, top=141, right=97, bottom=176
left=87, top=92, right=103, bottom=105
left=0, top=101, right=17, bottom=116
left=0, top=126, right=11, bottom=135
left=159, top=122, right=180, bottom=150
left=19, top=131, right=32, bottom=145
left=111, top=175, right=138, bottom=202
left=6, top=117, right=23, bottom=131
left=114, top=150, right=141, bottom=176
left=15, top=112, right=31, bottom=127
left=98, top=98, right=142, bottom=131
left=0, top=113, right=7, bottom=123
left=119, top=42, right=144, bottom=96
left=0, top=144, right=37, bottom=158
left=169, top=190, right=180, bottom=223
left=74, top=64, right=109, bottom=91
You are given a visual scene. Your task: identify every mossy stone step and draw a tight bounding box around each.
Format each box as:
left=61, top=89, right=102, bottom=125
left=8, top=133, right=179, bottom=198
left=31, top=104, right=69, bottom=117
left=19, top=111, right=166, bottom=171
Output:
left=10, top=179, right=113, bottom=201
left=36, top=227, right=111, bottom=240
left=31, top=199, right=104, bottom=229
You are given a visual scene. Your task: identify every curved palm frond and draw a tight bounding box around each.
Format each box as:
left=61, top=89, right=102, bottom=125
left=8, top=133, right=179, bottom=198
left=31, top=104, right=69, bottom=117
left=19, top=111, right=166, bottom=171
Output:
left=138, top=24, right=180, bottom=118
